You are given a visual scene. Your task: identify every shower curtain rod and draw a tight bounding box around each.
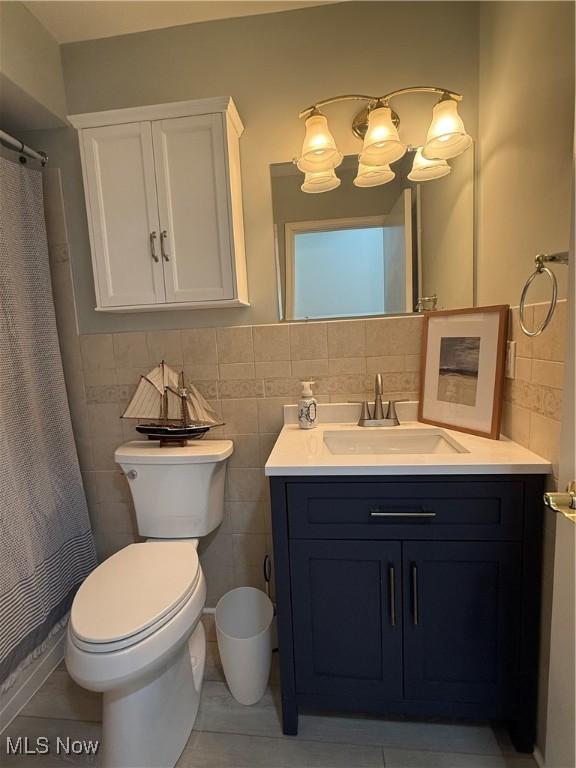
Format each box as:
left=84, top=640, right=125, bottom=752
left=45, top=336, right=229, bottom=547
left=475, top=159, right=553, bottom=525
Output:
left=0, top=129, right=48, bottom=165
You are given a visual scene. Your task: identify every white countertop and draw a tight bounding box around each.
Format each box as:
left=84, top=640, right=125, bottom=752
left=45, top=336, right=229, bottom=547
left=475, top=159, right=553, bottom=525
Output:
left=264, top=403, right=551, bottom=477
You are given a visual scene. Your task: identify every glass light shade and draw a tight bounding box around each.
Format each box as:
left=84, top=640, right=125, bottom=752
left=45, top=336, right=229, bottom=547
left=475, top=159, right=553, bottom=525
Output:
left=407, top=148, right=451, bottom=182
left=353, top=162, right=395, bottom=188
left=297, top=113, right=342, bottom=172
left=422, top=98, right=472, bottom=160
left=301, top=168, right=341, bottom=194
left=360, top=106, right=406, bottom=166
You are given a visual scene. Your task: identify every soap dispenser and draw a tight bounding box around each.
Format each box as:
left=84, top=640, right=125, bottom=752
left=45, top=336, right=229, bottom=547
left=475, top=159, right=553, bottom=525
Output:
left=298, top=381, right=318, bottom=430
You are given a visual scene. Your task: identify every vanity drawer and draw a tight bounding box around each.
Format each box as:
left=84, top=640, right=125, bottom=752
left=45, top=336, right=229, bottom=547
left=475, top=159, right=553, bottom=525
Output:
left=286, top=480, right=524, bottom=540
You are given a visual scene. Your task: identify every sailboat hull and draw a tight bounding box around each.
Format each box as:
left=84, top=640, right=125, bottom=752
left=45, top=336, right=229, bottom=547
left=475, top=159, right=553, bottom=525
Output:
left=136, top=423, right=211, bottom=441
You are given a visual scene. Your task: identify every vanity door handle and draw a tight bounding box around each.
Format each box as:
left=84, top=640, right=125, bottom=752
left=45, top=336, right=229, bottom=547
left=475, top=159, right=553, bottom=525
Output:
left=388, top=565, right=396, bottom=627
left=369, top=509, right=436, bottom=518
left=149, top=231, right=159, bottom=262
left=411, top=563, right=419, bottom=625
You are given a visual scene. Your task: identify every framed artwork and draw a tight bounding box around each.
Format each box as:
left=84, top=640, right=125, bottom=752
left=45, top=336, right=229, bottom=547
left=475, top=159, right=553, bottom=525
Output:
left=418, top=305, right=509, bottom=439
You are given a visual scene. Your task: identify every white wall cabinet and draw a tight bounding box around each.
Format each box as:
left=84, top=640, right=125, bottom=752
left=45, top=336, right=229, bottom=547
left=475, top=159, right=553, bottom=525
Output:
left=70, top=98, right=248, bottom=311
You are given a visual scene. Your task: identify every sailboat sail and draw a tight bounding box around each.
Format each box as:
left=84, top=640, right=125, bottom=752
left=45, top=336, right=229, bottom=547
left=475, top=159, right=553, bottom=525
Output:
left=122, top=376, right=162, bottom=420
left=165, top=387, right=186, bottom=422
left=147, top=362, right=180, bottom=392
left=186, top=383, right=220, bottom=424
left=121, top=361, right=222, bottom=428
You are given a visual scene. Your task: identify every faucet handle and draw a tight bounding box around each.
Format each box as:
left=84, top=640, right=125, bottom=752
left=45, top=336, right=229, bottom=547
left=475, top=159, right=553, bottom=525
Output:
left=385, top=399, right=408, bottom=422
left=359, top=400, right=372, bottom=424
left=349, top=400, right=373, bottom=426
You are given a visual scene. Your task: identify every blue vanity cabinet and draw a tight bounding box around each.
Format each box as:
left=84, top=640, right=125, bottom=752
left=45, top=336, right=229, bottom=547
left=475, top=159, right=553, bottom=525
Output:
left=290, top=540, right=403, bottom=700
left=270, top=474, right=545, bottom=753
left=402, top=541, right=521, bottom=709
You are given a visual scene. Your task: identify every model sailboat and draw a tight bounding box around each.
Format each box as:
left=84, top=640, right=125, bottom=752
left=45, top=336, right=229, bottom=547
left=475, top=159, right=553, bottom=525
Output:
left=122, top=361, right=223, bottom=445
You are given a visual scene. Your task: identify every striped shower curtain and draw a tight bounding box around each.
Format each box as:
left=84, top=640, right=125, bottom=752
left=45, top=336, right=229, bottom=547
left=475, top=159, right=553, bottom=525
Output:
left=0, top=156, right=96, bottom=689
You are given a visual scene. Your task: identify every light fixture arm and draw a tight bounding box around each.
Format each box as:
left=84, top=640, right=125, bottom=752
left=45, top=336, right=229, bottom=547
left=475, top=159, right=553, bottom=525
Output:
left=299, top=94, right=381, bottom=119
left=299, top=86, right=463, bottom=119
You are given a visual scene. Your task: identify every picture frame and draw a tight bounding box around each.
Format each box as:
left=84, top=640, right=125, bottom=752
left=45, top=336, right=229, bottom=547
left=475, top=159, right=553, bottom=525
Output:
left=418, top=305, right=509, bottom=440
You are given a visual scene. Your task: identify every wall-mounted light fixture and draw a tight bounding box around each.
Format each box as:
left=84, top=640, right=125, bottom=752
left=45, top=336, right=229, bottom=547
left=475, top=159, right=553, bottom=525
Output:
left=296, top=86, right=471, bottom=192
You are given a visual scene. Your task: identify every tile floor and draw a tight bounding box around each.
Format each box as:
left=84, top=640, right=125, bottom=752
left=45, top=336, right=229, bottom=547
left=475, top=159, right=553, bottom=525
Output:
left=1, top=621, right=537, bottom=768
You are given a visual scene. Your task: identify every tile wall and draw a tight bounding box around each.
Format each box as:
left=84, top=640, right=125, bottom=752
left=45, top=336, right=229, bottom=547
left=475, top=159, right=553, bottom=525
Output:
left=504, top=303, right=567, bottom=480
left=43, top=171, right=567, bottom=605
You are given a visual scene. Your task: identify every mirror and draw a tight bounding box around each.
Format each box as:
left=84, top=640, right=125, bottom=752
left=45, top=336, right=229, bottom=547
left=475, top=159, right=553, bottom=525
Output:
left=271, top=147, right=474, bottom=321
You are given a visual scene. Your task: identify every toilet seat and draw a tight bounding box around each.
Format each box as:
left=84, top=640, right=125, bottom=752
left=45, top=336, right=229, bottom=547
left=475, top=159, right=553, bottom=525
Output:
left=70, top=541, right=201, bottom=653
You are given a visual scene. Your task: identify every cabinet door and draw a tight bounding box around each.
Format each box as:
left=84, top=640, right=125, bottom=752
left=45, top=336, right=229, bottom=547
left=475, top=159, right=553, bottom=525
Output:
left=403, top=541, right=521, bottom=708
left=81, top=122, right=165, bottom=307
left=152, top=114, right=235, bottom=303
left=290, top=540, right=402, bottom=700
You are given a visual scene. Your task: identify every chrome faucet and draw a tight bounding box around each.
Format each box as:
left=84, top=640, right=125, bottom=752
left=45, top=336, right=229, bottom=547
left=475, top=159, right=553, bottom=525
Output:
left=356, top=375, right=402, bottom=427
left=373, top=374, right=385, bottom=419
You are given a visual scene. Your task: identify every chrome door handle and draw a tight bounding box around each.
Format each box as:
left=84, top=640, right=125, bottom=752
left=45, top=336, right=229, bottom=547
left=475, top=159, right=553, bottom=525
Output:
left=411, top=563, right=419, bottom=625
left=149, top=231, right=159, bottom=262
left=370, top=509, right=436, bottom=518
left=160, top=229, right=170, bottom=261
left=388, top=565, right=396, bottom=627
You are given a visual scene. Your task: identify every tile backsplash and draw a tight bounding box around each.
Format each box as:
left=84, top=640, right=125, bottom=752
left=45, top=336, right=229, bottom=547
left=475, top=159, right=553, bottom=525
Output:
left=504, top=302, right=566, bottom=478
left=43, top=170, right=567, bottom=606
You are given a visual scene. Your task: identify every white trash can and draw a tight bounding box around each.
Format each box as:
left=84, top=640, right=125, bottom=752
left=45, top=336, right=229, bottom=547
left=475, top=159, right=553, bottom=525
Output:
left=215, top=587, right=274, bottom=705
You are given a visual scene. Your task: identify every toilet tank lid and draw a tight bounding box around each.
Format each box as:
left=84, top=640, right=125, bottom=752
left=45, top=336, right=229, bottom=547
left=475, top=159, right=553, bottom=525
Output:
left=115, top=439, right=233, bottom=464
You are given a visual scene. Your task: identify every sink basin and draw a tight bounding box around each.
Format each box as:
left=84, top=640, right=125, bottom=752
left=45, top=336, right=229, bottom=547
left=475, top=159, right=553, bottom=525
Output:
left=323, top=428, right=468, bottom=455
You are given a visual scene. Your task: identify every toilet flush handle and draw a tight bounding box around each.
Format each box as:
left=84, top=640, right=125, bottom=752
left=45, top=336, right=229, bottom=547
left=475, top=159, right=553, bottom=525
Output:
left=125, top=469, right=138, bottom=480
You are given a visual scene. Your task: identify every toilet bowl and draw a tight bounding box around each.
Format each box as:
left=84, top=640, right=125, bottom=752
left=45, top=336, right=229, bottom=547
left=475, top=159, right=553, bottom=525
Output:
left=66, top=439, right=233, bottom=768
left=67, top=541, right=205, bottom=768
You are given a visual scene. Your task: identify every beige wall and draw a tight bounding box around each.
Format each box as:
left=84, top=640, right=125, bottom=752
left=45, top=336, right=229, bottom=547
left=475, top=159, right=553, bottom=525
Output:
left=38, top=0, right=480, bottom=333
left=0, top=1, right=67, bottom=126
left=477, top=1, right=574, bottom=305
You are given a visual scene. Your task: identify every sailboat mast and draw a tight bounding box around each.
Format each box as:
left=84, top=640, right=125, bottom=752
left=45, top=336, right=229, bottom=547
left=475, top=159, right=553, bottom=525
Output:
left=160, top=361, right=168, bottom=423
left=180, top=371, right=189, bottom=427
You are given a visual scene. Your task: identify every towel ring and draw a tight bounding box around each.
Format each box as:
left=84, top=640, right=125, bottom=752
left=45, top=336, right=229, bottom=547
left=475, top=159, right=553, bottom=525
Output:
left=519, top=252, right=569, bottom=337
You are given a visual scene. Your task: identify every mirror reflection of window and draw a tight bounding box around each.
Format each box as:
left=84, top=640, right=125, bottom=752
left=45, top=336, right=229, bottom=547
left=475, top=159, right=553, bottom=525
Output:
left=293, top=227, right=387, bottom=320
left=287, top=200, right=412, bottom=321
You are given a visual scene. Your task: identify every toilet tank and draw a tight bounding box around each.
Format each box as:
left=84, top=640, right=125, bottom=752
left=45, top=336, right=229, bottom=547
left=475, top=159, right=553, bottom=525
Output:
left=115, top=440, right=234, bottom=538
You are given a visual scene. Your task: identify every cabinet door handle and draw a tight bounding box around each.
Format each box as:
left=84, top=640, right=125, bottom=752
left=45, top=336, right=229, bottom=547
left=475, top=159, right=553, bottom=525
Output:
left=388, top=565, right=396, bottom=627
left=369, top=509, right=436, bottom=518
left=411, top=563, right=419, bottom=625
left=160, top=229, right=170, bottom=261
left=149, top=231, right=159, bottom=262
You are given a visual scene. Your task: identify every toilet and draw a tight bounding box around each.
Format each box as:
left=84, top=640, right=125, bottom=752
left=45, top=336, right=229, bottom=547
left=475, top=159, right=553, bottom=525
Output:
left=65, top=439, right=233, bottom=768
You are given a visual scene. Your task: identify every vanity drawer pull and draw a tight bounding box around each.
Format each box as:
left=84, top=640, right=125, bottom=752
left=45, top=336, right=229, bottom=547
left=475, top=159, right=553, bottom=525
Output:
left=369, top=509, right=437, bottom=518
